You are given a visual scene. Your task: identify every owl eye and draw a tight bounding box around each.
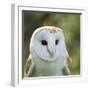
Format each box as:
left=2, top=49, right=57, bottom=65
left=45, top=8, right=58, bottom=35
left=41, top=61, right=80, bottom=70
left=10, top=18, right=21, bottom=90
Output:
left=55, top=40, right=59, bottom=45
left=41, top=40, right=47, bottom=46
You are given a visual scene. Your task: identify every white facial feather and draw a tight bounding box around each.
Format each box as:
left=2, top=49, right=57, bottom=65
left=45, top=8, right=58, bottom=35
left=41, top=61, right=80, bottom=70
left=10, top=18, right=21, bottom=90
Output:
left=30, top=26, right=67, bottom=62
left=27, top=26, right=70, bottom=76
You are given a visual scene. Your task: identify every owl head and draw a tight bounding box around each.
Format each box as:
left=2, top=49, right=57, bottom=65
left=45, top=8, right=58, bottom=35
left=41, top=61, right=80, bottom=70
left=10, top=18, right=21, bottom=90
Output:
left=30, top=26, right=67, bottom=62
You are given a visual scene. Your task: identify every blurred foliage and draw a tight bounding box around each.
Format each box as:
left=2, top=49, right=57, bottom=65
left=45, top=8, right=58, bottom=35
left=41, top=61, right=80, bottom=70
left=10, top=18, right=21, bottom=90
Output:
left=22, top=10, right=80, bottom=76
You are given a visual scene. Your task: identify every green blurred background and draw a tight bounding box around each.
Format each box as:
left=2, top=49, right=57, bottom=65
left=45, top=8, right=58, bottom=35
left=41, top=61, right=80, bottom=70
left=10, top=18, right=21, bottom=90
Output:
left=22, top=10, right=80, bottom=77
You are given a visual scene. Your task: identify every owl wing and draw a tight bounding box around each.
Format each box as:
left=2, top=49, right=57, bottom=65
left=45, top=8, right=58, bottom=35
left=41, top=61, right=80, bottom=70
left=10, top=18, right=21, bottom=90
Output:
left=67, top=51, right=72, bottom=64
left=62, top=51, right=72, bottom=75
left=62, top=66, right=71, bottom=75
left=24, top=54, right=35, bottom=77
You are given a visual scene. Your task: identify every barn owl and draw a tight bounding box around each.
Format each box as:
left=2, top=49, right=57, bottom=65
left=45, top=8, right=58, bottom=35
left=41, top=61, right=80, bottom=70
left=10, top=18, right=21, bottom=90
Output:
left=24, top=26, right=72, bottom=77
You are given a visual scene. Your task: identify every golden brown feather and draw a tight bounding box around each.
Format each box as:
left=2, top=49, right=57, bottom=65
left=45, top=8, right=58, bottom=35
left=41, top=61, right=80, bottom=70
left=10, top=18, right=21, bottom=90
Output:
left=24, top=55, right=32, bottom=77
left=67, top=54, right=72, bottom=64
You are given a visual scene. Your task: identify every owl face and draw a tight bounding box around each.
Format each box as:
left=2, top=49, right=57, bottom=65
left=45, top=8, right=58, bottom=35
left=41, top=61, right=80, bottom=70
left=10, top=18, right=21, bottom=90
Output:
left=30, top=26, right=67, bottom=61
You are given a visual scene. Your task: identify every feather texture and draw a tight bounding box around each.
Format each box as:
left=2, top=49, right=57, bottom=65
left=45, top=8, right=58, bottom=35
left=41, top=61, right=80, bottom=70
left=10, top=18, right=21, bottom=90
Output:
left=24, top=26, right=72, bottom=77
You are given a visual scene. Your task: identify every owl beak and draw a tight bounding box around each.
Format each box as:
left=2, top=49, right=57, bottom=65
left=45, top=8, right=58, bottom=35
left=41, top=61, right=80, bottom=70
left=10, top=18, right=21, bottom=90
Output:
left=47, top=46, right=55, bottom=56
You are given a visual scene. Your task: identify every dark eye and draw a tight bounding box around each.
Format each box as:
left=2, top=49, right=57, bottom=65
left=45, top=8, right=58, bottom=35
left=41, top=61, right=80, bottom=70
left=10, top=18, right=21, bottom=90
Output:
left=55, top=40, right=59, bottom=45
left=41, top=40, right=47, bottom=46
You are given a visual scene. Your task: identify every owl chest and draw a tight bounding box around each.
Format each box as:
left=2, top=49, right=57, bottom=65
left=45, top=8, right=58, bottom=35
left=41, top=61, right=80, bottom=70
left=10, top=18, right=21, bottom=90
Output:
left=32, top=59, right=65, bottom=76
